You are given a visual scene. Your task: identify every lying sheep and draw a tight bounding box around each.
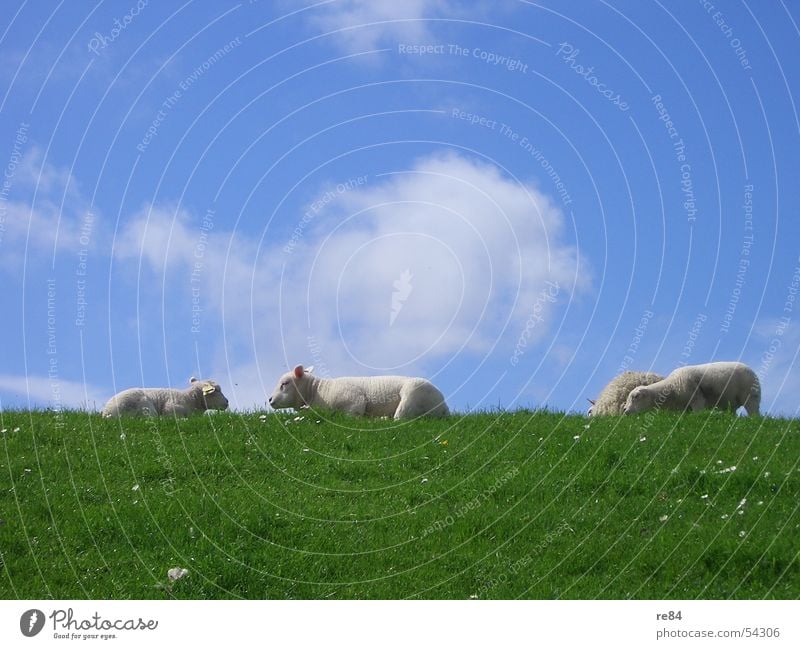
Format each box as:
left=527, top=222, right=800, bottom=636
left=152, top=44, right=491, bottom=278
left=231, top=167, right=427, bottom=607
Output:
left=623, top=361, right=760, bottom=416
left=588, top=371, right=665, bottom=416
left=268, top=365, right=449, bottom=419
left=101, top=377, right=229, bottom=417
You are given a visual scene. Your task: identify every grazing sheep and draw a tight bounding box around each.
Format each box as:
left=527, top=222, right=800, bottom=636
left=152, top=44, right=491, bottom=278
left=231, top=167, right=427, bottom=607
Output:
left=588, top=371, right=665, bottom=416
left=101, top=377, right=229, bottom=417
left=623, top=362, right=760, bottom=416
left=268, top=365, right=449, bottom=419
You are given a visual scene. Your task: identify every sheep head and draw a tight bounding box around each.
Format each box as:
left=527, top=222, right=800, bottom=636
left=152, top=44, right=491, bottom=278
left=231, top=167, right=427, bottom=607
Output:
left=269, top=365, right=313, bottom=410
left=623, top=386, right=653, bottom=415
left=190, top=377, right=229, bottom=411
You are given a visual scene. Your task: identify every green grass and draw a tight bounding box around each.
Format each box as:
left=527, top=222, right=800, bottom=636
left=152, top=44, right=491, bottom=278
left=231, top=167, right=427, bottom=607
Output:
left=1, top=409, right=799, bottom=599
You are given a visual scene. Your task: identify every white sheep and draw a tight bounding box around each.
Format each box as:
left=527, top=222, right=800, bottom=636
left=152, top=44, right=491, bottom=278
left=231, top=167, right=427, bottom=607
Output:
left=588, top=371, right=665, bottom=416
left=268, top=365, right=449, bottom=419
left=623, top=361, right=761, bottom=416
left=101, top=378, right=229, bottom=417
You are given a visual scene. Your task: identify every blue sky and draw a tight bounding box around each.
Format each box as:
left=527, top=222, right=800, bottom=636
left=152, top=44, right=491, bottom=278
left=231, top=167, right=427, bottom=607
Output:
left=0, top=0, right=798, bottom=415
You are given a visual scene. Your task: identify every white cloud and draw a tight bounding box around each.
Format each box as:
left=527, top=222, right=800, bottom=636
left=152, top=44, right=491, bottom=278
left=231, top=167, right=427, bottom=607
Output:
left=113, top=202, right=283, bottom=322
left=0, top=374, right=108, bottom=410
left=305, top=0, right=453, bottom=53
left=115, top=151, right=587, bottom=407
left=0, top=147, right=98, bottom=271
left=289, top=151, right=587, bottom=370
left=112, top=203, right=292, bottom=403
left=112, top=203, right=196, bottom=269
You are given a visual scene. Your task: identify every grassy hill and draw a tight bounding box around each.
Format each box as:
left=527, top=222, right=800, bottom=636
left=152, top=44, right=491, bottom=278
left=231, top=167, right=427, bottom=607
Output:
left=1, top=410, right=798, bottom=599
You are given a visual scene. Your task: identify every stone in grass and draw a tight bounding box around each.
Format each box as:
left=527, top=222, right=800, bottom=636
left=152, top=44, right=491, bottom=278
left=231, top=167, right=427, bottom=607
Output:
left=167, top=567, right=189, bottom=582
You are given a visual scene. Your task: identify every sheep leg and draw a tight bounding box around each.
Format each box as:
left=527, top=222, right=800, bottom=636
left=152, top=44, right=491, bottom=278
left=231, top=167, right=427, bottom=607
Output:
left=345, top=404, right=366, bottom=416
left=340, top=395, right=367, bottom=417
left=687, top=392, right=707, bottom=412
left=393, top=397, right=419, bottom=420
left=161, top=402, right=190, bottom=417
left=394, top=388, right=433, bottom=419
left=139, top=402, right=159, bottom=417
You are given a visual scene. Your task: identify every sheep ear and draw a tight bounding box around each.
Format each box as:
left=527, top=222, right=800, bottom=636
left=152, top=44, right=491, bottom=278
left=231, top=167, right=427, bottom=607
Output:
left=202, top=383, right=215, bottom=395
left=306, top=366, right=315, bottom=374
left=190, top=376, right=198, bottom=384
left=587, top=399, right=595, bottom=405
left=293, top=365, right=304, bottom=379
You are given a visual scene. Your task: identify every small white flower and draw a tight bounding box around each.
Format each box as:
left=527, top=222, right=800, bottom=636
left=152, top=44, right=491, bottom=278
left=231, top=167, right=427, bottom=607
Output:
left=119, top=433, right=126, bottom=440
left=752, top=456, right=758, bottom=461
left=659, top=515, right=669, bottom=522
left=757, top=501, right=764, bottom=506
left=302, top=448, right=310, bottom=452
left=421, top=478, right=428, bottom=484
left=132, top=484, right=140, bottom=491
left=764, top=471, right=770, bottom=478
left=721, top=514, right=729, bottom=519
left=739, top=530, right=746, bottom=538
left=259, top=414, right=267, bottom=420
left=639, top=437, right=647, bottom=442
left=293, top=416, right=304, bottom=422
left=701, top=494, right=709, bottom=499
left=13, top=427, right=20, bottom=433
left=573, top=435, right=580, bottom=441
left=167, top=567, right=189, bottom=582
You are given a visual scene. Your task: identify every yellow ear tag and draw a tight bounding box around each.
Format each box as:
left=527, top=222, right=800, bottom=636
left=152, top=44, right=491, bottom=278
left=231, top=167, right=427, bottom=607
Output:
left=202, top=384, right=215, bottom=396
